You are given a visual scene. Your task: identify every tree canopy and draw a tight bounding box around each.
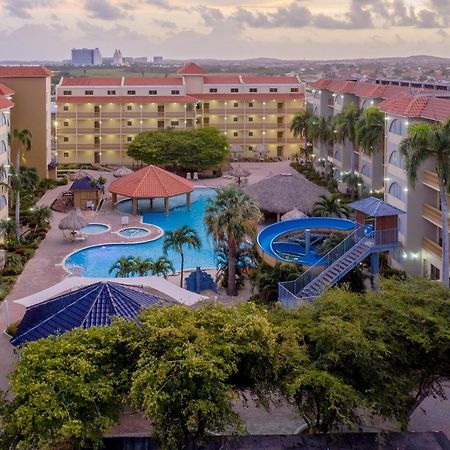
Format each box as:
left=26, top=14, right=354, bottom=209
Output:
left=127, top=128, right=230, bottom=171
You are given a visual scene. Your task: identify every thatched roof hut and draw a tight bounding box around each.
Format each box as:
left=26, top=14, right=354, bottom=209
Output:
left=69, top=169, right=90, bottom=181
left=245, top=172, right=328, bottom=218
left=281, top=208, right=307, bottom=221
left=113, top=166, right=134, bottom=177
left=58, top=209, right=88, bottom=232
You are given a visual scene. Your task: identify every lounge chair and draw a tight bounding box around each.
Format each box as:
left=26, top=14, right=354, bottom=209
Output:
left=193, top=172, right=199, bottom=180
left=186, top=172, right=192, bottom=180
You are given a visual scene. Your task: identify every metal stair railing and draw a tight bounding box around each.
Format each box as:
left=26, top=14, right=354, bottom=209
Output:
left=279, top=224, right=366, bottom=308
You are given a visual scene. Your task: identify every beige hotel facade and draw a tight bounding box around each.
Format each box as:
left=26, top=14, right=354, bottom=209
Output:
left=55, top=63, right=305, bottom=165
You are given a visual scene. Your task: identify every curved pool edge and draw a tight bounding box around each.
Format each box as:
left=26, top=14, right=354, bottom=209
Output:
left=80, top=222, right=112, bottom=234
left=257, top=217, right=356, bottom=267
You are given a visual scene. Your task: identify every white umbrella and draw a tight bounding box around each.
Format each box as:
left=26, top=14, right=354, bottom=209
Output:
left=114, top=166, right=133, bottom=177
left=281, top=208, right=307, bottom=221
left=231, top=144, right=244, bottom=154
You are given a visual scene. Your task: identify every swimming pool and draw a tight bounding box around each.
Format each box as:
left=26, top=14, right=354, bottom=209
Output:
left=65, top=188, right=217, bottom=277
left=118, top=227, right=150, bottom=238
left=79, top=223, right=110, bottom=235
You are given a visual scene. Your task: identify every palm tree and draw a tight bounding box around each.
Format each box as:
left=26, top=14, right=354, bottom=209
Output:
left=290, top=110, right=313, bottom=158
left=342, top=172, right=364, bottom=200
left=313, top=194, right=350, bottom=218
left=150, top=256, right=175, bottom=279
left=334, top=103, right=360, bottom=172
left=204, top=186, right=263, bottom=296
left=28, top=205, right=52, bottom=229
left=109, top=256, right=136, bottom=278
left=399, top=120, right=450, bottom=287
left=163, top=225, right=201, bottom=287
left=131, top=257, right=153, bottom=276
left=0, top=218, right=16, bottom=246
left=308, top=116, right=335, bottom=180
left=356, top=106, right=385, bottom=155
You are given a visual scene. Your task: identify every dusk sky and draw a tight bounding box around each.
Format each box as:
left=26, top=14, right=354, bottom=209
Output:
left=0, top=0, right=449, bottom=61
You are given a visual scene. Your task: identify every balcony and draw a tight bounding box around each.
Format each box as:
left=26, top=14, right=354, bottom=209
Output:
left=204, top=107, right=299, bottom=115
left=423, top=170, right=439, bottom=191
left=422, top=202, right=450, bottom=229
left=422, top=236, right=443, bottom=260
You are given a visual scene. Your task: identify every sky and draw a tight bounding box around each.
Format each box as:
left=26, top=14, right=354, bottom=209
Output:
left=0, top=0, right=449, bottom=61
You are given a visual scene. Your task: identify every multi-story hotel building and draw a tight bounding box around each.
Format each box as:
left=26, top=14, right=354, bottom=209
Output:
left=307, top=77, right=450, bottom=283
left=55, top=63, right=305, bottom=165
left=0, top=83, right=13, bottom=224
left=0, top=66, right=53, bottom=179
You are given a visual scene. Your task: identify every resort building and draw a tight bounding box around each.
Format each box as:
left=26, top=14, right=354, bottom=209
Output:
left=0, top=66, right=53, bottom=179
left=55, top=62, right=305, bottom=165
left=0, top=83, right=14, bottom=224
left=307, top=77, right=450, bottom=283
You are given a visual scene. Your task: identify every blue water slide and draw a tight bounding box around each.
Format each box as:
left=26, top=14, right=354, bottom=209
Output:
left=257, top=217, right=356, bottom=265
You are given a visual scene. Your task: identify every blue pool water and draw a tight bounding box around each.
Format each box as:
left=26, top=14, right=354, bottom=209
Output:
left=118, top=227, right=150, bottom=238
left=79, top=223, right=109, bottom=234
left=65, top=188, right=217, bottom=277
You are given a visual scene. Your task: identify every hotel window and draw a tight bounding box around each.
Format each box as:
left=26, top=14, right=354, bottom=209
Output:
left=291, top=88, right=299, bottom=93
left=388, top=150, right=405, bottom=169
left=233, top=117, right=238, bottom=122
left=149, top=90, right=157, bottom=95
left=63, top=152, right=69, bottom=157
left=430, top=264, right=440, bottom=281
left=248, top=132, right=254, bottom=137
left=248, top=146, right=254, bottom=151
left=233, top=102, right=238, bottom=107
left=171, top=90, right=180, bottom=95
left=63, top=121, right=69, bottom=126
left=127, top=105, right=133, bottom=111
left=250, top=88, right=257, bottom=93
left=248, top=117, right=254, bottom=122
left=127, top=136, right=133, bottom=142
left=209, top=88, right=218, bottom=93
left=388, top=182, right=402, bottom=200
left=248, top=102, right=254, bottom=107
left=0, top=141, right=6, bottom=154
left=94, top=105, right=100, bottom=113
left=127, top=90, right=136, bottom=95
left=231, top=88, right=239, bottom=93
left=85, top=90, right=94, bottom=95
left=361, top=165, right=370, bottom=177
left=63, top=90, right=72, bottom=95
left=63, top=137, right=69, bottom=142
left=0, top=195, right=6, bottom=210
left=270, top=88, right=278, bottom=93
left=277, top=146, right=284, bottom=157
left=63, top=106, right=69, bottom=111
left=233, top=132, right=238, bottom=137
left=127, top=121, right=132, bottom=126
left=170, top=121, right=179, bottom=126
left=107, top=90, right=116, bottom=95
left=334, top=150, right=341, bottom=161
left=389, top=119, right=404, bottom=135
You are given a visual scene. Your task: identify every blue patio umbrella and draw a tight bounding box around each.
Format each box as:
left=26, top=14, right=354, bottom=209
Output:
left=11, top=282, right=175, bottom=346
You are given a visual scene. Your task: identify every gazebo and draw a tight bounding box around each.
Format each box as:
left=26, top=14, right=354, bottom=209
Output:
left=109, top=165, right=194, bottom=216
left=246, top=172, right=328, bottom=221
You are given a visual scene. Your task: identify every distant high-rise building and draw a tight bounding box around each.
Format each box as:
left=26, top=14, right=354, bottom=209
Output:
left=71, top=48, right=102, bottom=66
left=112, top=49, right=123, bottom=66
left=153, top=56, right=163, bottom=65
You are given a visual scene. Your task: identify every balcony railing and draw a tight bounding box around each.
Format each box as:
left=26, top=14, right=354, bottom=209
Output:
left=422, top=202, right=450, bottom=228
left=422, top=236, right=443, bottom=260
left=423, top=170, right=439, bottom=191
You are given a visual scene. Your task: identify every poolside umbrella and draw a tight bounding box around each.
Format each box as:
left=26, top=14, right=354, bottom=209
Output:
left=58, top=209, right=88, bottom=233
left=113, top=166, right=133, bottom=177
left=281, top=208, right=307, bottom=221
left=254, top=144, right=269, bottom=160
left=10, top=282, right=176, bottom=346
left=230, top=144, right=244, bottom=160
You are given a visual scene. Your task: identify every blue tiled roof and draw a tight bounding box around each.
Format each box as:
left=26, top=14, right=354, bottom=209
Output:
left=11, top=282, right=172, bottom=346
left=349, top=197, right=405, bottom=217
left=69, top=176, right=100, bottom=192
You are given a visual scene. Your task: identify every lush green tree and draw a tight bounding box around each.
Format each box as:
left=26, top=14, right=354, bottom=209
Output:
left=290, top=110, right=313, bottom=153
left=313, top=194, right=350, bottom=218
left=400, top=120, right=450, bottom=287
left=27, top=205, right=52, bottom=229
left=149, top=256, right=175, bottom=279
left=342, top=172, right=364, bottom=200
left=308, top=116, right=334, bottom=180
left=356, top=106, right=385, bottom=155
left=334, top=103, right=360, bottom=148
left=6, top=325, right=135, bottom=449
left=131, top=257, right=153, bottom=276
left=109, top=256, right=136, bottom=278
left=0, top=218, right=17, bottom=247
left=163, top=226, right=201, bottom=287
left=127, top=128, right=230, bottom=171
left=205, top=187, right=262, bottom=296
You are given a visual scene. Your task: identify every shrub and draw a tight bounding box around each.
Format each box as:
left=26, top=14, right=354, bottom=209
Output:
left=57, top=177, right=68, bottom=186
left=6, top=321, right=20, bottom=337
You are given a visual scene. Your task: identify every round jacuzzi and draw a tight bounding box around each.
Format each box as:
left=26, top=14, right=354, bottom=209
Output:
left=79, top=223, right=110, bottom=234
left=118, top=227, right=150, bottom=238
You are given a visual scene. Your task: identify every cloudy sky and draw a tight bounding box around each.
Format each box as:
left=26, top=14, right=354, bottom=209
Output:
left=0, top=0, right=449, bottom=61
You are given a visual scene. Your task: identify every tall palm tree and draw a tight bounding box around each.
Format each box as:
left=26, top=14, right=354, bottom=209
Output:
left=150, top=256, right=175, bottom=279
left=342, top=172, right=364, bottom=200
left=313, top=194, right=350, bottom=218
left=334, top=103, right=360, bottom=172
left=131, top=257, right=153, bottom=276
left=308, top=116, right=335, bottom=180
left=290, top=110, right=313, bottom=157
left=163, top=225, right=201, bottom=287
left=399, top=120, right=450, bottom=287
left=0, top=218, right=16, bottom=246
left=28, top=205, right=52, bottom=229
left=109, top=256, right=136, bottom=278
left=204, top=186, right=262, bottom=296
left=356, top=106, right=385, bottom=155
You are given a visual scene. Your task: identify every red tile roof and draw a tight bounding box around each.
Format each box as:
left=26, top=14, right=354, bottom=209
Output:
left=0, top=66, right=52, bottom=78
left=309, top=78, right=334, bottom=89
left=192, top=93, right=304, bottom=101
left=124, top=77, right=183, bottom=86
left=61, top=78, right=122, bottom=86
left=351, top=83, right=387, bottom=98
left=177, top=63, right=207, bottom=75
left=327, top=80, right=356, bottom=93
left=240, top=75, right=299, bottom=84
left=204, top=76, right=241, bottom=84
left=421, top=97, right=450, bottom=122
left=0, top=97, right=14, bottom=109
left=0, top=83, right=14, bottom=96
left=57, top=95, right=196, bottom=104
left=109, top=165, right=194, bottom=198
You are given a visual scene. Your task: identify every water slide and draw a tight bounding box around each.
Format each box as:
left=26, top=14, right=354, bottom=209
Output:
left=257, top=217, right=356, bottom=267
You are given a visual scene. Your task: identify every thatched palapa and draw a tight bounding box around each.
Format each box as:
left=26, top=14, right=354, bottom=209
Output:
left=58, top=209, right=88, bottom=232
left=113, top=166, right=134, bottom=178
left=245, top=172, right=328, bottom=218
left=281, top=208, right=307, bottom=221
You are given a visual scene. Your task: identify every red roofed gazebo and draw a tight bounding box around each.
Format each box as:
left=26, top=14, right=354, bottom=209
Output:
left=109, top=165, right=194, bottom=216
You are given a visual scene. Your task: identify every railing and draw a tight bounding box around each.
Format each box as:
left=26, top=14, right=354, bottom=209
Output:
left=279, top=225, right=366, bottom=303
